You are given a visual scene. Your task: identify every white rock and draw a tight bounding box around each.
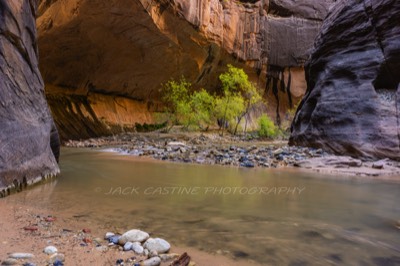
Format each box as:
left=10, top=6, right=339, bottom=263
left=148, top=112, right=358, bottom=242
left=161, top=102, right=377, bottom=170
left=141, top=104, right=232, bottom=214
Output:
left=119, top=229, right=149, bottom=244
left=9, top=253, right=35, bottom=259
left=124, top=241, right=133, bottom=251
left=43, top=246, right=58, bottom=255
left=143, top=238, right=170, bottom=254
left=167, top=141, right=186, bottom=147
left=104, top=232, right=115, bottom=240
left=132, top=242, right=144, bottom=254
left=141, top=256, right=161, bottom=266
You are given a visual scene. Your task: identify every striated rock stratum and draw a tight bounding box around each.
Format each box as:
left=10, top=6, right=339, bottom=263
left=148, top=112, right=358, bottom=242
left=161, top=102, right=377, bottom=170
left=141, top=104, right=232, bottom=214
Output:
left=37, top=0, right=334, bottom=139
left=0, top=0, right=60, bottom=195
left=290, top=0, right=400, bottom=160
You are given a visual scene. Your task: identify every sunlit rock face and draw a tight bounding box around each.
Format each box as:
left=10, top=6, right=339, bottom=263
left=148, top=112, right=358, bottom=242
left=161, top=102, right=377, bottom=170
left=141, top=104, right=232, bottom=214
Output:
left=0, top=0, right=59, bottom=196
left=290, top=0, right=400, bottom=160
left=37, top=0, right=334, bottom=138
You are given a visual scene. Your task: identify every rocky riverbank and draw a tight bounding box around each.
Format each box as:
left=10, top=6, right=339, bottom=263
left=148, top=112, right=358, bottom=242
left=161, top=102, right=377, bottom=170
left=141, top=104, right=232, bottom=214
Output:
left=0, top=200, right=261, bottom=266
left=65, top=132, right=400, bottom=178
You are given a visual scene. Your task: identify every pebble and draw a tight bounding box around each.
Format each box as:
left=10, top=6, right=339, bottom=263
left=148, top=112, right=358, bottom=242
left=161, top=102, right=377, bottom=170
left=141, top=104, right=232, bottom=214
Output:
left=143, top=238, right=170, bottom=254
left=141, top=257, right=161, bottom=266
left=96, top=246, right=109, bottom=252
left=372, top=161, right=384, bottom=169
left=22, top=263, right=36, bottom=266
left=93, top=237, right=103, bottom=246
left=240, top=161, right=255, bottom=168
left=48, top=253, right=65, bottom=264
left=109, top=235, right=121, bottom=244
left=119, top=229, right=149, bottom=245
left=1, top=258, right=18, bottom=265
left=132, top=242, right=144, bottom=254
left=273, top=148, right=283, bottom=155
left=9, top=253, right=35, bottom=259
left=43, top=246, right=58, bottom=255
left=52, top=261, right=64, bottom=266
left=124, top=241, right=133, bottom=251
left=159, top=253, right=179, bottom=262
left=105, top=232, right=115, bottom=240
left=149, top=250, right=158, bottom=258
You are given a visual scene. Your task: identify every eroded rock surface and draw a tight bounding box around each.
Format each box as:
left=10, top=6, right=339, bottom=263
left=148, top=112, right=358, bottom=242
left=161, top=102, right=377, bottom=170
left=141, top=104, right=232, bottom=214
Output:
left=290, top=0, right=400, bottom=160
left=0, top=0, right=59, bottom=195
left=37, top=0, right=334, bottom=138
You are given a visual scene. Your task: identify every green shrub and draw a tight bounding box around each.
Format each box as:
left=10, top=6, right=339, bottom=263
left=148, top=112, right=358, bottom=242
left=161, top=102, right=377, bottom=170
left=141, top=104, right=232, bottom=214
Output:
left=135, top=122, right=167, bottom=132
left=189, top=89, right=216, bottom=130
left=160, top=77, right=216, bottom=131
left=258, top=114, right=277, bottom=138
left=218, top=64, right=262, bottom=135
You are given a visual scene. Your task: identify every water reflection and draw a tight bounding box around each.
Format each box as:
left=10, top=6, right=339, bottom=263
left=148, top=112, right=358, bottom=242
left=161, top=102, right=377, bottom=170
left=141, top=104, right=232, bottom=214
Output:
left=6, top=148, right=400, bottom=265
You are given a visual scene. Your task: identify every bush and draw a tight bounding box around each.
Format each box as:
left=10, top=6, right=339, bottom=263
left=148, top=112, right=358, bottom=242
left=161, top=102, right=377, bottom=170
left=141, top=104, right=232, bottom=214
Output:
left=135, top=122, right=167, bottom=132
left=258, top=114, right=277, bottom=138
left=190, top=89, right=216, bottom=130
left=160, top=77, right=216, bottom=131
left=218, top=64, right=262, bottom=135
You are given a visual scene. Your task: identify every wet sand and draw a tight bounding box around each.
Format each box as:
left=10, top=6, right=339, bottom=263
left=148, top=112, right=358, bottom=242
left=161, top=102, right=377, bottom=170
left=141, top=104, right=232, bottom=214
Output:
left=0, top=200, right=261, bottom=266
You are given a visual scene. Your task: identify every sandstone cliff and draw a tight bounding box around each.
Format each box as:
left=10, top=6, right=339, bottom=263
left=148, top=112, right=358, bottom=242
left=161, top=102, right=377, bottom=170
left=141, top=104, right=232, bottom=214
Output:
left=37, top=0, right=334, bottom=139
left=0, top=0, right=59, bottom=196
left=290, top=0, right=400, bottom=160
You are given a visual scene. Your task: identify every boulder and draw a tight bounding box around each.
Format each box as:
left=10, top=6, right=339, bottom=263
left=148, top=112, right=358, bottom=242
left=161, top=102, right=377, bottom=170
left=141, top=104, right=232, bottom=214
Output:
left=290, top=0, right=400, bottom=160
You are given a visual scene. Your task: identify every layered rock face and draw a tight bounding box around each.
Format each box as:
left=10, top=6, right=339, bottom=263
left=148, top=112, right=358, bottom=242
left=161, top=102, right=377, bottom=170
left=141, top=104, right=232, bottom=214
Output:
left=290, top=0, right=400, bottom=160
left=0, top=0, right=60, bottom=195
left=37, top=0, right=334, bottom=139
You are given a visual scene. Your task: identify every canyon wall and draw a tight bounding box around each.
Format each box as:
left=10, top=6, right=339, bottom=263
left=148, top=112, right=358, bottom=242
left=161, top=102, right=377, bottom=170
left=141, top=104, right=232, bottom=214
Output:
left=37, top=0, right=334, bottom=139
left=0, top=0, right=59, bottom=196
left=290, top=0, right=400, bottom=160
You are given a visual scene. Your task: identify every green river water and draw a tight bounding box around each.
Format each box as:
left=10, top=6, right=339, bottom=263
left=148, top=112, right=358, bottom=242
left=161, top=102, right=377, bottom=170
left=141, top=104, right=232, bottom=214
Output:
left=6, top=148, right=400, bottom=265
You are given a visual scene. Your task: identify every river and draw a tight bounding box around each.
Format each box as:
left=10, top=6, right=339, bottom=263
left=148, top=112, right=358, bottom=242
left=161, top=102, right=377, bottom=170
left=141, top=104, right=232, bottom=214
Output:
left=5, top=148, right=400, bottom=265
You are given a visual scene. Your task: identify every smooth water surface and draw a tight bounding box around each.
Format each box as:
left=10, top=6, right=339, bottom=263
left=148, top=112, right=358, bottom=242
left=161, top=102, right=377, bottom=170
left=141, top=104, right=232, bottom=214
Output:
left=6, top=148, right=400, bottom=265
